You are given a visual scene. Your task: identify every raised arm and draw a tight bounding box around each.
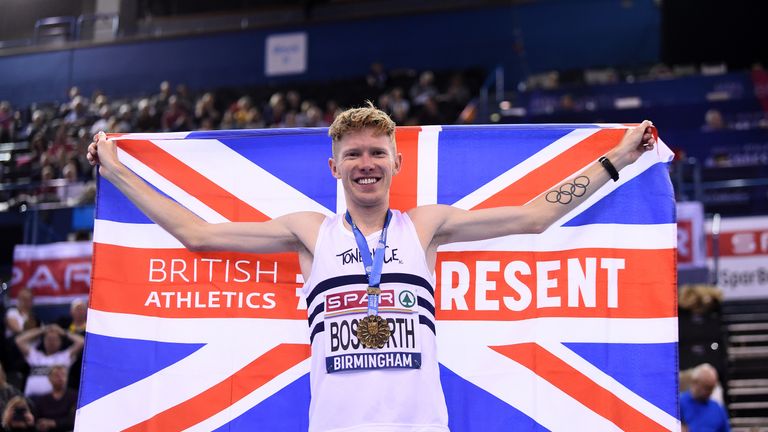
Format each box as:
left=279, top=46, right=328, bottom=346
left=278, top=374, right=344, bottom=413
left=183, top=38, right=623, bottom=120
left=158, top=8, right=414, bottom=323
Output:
left=87, top=132, right=324, bottom=253
left=410, top=121, right=657, bottom=248
left=15, top=326, right=44, bottom=358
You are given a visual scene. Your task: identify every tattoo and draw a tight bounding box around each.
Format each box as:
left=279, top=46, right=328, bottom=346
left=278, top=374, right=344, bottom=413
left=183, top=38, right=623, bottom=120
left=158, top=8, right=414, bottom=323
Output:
left=545, top=176, right=590, bottom=205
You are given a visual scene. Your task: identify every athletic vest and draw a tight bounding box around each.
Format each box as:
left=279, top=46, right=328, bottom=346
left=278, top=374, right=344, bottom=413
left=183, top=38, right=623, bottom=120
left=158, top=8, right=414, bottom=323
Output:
left=302, top=211, right=449, bottom=432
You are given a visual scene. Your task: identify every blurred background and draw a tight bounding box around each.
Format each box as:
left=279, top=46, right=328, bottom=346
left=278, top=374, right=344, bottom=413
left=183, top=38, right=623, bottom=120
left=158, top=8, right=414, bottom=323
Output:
left=0, top=0, right=766, bottom=430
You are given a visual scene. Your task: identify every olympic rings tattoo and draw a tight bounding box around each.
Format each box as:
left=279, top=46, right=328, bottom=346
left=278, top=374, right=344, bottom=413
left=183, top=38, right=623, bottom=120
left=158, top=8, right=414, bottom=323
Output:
left=545, top=176, right=590, bottom=205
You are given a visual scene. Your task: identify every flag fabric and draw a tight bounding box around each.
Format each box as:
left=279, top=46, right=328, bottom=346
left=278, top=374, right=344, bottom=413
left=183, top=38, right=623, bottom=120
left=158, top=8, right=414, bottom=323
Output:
left=77, top=124, right=679, bottom=431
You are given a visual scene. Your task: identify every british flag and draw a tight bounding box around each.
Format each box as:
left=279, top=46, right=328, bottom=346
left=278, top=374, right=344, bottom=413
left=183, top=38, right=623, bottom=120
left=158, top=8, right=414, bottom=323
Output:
left=77, top=124, right=679, bottom=431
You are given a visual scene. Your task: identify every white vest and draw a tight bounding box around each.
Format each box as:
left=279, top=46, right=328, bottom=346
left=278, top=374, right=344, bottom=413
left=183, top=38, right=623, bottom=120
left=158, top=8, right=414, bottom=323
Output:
left=302, top=211, right=448, bottom=432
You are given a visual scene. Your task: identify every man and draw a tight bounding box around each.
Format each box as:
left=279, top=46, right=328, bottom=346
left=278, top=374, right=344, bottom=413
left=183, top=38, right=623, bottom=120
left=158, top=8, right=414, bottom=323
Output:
left=680, top=363, right=731, bottom=432
left=88, top=104, right=656, bottom=431
left=30, top=366, right=77, bottom=432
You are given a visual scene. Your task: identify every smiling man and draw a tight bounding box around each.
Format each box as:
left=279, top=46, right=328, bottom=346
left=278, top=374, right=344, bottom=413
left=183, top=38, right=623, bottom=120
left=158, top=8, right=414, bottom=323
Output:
left=88, top=103, right=656, bottom=432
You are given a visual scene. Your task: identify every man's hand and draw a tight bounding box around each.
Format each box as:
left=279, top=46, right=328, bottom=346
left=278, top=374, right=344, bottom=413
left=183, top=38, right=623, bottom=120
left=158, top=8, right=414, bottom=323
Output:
left=607, top=120, right=657, bottom=170
left=47, top=323, right=66, bottom=335
left=86, top=131, right=121, bottom=178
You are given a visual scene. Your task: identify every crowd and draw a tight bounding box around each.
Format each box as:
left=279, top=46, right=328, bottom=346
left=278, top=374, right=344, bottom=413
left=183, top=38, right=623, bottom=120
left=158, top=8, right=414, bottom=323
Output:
left=0, top=66, right=477, bottom=211
left=0, top=289, right=86, bottom=432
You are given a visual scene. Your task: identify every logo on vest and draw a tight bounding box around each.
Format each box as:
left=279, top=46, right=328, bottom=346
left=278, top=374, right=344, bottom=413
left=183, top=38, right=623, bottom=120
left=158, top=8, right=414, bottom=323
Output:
left=399, top=290, right=416, bottom=308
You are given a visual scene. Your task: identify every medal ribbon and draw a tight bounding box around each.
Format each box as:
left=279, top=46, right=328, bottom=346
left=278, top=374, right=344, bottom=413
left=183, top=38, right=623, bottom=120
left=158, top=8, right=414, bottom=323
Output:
left=345, top=210, right=392, bottom=317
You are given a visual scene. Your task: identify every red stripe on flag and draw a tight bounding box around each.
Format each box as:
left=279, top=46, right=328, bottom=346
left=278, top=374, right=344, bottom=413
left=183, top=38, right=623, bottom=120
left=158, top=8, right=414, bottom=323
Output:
left=124, top=343, right=310, bottom=432
left=492, top=343, right=668, bottom=432
left=473, top=128, right=626, bottom=209
left=117, top=139, right=270, bottom=222
left=390, top=127, right=421, bottom=211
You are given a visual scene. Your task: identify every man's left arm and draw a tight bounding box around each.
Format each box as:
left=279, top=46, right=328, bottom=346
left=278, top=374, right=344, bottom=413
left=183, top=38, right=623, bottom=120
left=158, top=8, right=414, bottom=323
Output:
left=416, top=121, right=657, bottom=246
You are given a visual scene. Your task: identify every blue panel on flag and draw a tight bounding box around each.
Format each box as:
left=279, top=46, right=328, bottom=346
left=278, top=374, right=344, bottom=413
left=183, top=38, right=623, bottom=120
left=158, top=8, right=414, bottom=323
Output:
left=96, top=176, right=158, bottom=224
left=214, top=131, right=337, bottom=212
left=440, top=364, right=550, bottom=431
left=563, top=342, right=679, bottom=417
left=562, top=163, right=675, bottom=226
left=437, top=126, right=571, bottom=205
left=78, top=333, right=205, bottom=407
left=213, top=373, right=310, bottom=431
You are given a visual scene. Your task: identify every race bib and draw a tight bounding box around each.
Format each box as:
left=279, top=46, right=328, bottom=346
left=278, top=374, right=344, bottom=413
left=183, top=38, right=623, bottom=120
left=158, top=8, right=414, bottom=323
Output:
left=324, top=287, right=421, bottom=373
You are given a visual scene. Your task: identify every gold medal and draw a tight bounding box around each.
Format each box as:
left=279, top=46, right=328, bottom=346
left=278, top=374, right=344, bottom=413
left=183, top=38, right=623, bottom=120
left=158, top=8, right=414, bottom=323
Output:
left=366, top=286, right=381, bottom=295
left=356, top=315, right=391, bottom=349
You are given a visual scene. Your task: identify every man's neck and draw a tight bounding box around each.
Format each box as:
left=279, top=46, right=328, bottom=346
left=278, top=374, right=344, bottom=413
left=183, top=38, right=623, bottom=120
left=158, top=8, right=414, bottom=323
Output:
left=345, top=204, right=390, bottom=236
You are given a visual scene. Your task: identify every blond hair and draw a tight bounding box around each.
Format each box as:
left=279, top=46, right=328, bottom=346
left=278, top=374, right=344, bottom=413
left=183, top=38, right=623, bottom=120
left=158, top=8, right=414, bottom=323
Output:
left=328, top=101, right=396, bottom=158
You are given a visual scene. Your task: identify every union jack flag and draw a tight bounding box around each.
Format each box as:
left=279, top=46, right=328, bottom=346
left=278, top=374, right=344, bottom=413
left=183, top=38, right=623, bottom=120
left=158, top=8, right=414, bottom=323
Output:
left=78, top=125, right=679, bottom=431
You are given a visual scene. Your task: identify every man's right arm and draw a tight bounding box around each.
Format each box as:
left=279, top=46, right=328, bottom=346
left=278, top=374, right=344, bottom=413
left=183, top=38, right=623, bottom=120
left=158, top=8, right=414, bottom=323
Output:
left=87, top=132, right=323, bottom=253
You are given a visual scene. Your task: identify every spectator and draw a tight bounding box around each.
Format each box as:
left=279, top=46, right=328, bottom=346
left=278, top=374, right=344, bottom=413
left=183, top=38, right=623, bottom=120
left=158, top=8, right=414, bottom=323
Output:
left=377, top=92, right=392, bottom=116
left=703, top=109, right=725, bottom=131
left=285, top=90, right=302, bottom=113
left=439, top=73, right=471, bottom=109
left=410, top=71, right=438, bottom=106
left=57, top=87, right=79, bottom=118
left=1, top=396, right=34, bottom=432
left=114, top=104, right=134, bottom=133
left=0, top=102, right=16, bottom=143
left=323, top=100, right=340, bottom=125
left=264, top=92, right=287, bottom=126
left=161, top=96, right=191, bottom=132
left=29, top=366, right=76, bottom=432
left=416, top=97, right=445, bottom=125
left=4, top=289, right=37, bottom=381
left=133, top=99, right=159, bottom=133
left=45, top=125, right=75, bottom=172
left=305, top=105, right=328, bottom=128
left=14, top=325, right=83, bottom=397
left=21, top=111, right=48, bottom=142
left=57, top=159, right=86, bottom=206
left=280, top=111, right=299, bottom=128
left=194, top=92, right=220, bottom=127
left=366, top=62, right=388, bottom=95
left=88, top=93, right=109, bottom=119
left=0, top=367, right=22, bottom=416
left=152, top=81, right=172, bottom=114
left=35, top=165, right=60, bottom=204
left=175, top=83, right=193, bottom=113
left=4, top=290, right=37, bottom=341
left=62, top=97, right=89, bottom=129
left=227, top=96, right=255, bottom=129
left=679, top=363, right=730, bottom=432
left=89, top=105, right=113, bottom=137
left=389, top=88, right=410, bottom=124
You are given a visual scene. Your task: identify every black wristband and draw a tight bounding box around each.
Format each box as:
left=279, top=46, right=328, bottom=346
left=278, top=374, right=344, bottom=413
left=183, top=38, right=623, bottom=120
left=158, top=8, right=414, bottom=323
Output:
left=598, top=156, right=619, bottom=182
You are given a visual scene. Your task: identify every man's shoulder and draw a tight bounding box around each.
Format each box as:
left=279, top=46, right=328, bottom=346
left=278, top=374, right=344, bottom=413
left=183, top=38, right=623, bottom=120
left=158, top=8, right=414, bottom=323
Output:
left=279, top=211, right=328, bottom=232
left=406, top=204, right=453, bottom=223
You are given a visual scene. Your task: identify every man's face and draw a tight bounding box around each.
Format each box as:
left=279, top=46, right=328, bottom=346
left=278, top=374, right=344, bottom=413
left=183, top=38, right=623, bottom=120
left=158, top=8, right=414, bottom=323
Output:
left=49, top=367, right=67, bottom=390
left=329, top=128, right=401, bottom=209
left=690, top=374, right=716, bottom=401
left=43, top=330, right=62, bottom=354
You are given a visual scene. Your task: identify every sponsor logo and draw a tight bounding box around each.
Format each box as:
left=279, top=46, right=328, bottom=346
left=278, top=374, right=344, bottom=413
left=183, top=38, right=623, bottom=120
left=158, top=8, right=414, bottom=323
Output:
left=336, top=246, right=402, bottom=266
left=399, top=290, right=416, bottom=308
left=326, top=289, right=396, bottom=313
